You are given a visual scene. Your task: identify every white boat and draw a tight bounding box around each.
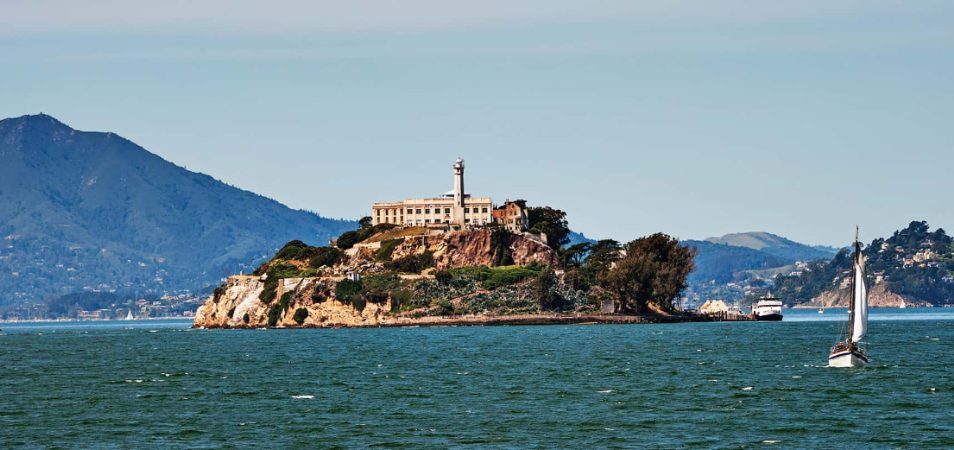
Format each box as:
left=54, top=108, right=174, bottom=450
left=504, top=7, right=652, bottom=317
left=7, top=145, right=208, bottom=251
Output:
left=818, top=308, right=825, bottom=314
left=828, top=227, right=868, bottom=368
left=124, top=309, right=134, bottom=320
left=752, top=296, right=783, bottom=321
left=899, top=299, right=907, bottom=309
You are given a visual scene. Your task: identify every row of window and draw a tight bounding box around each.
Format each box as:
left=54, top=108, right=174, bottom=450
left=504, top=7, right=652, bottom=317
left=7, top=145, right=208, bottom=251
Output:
left=406, top=218, right=488, bottom=225
left=376, top=207, right=490, bottom=216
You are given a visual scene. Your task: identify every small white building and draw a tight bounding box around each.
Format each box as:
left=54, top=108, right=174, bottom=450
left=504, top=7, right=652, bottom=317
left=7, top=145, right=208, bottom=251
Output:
left=699, top=299, right=730, bottom=314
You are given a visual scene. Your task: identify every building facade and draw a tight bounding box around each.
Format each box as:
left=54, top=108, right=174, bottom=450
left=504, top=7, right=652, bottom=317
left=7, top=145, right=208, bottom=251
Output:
left=492, top=201, right=529, bottom=233
left=372, top=159, right=494, bottom=228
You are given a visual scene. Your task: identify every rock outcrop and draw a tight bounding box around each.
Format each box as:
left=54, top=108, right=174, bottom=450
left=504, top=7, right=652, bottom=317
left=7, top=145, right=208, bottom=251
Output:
left=427, top=229, right=555, bottom=269
left=798, top=282, right=928, bottom=308
left=368, top=229, right=556, bottom=271
left=194, top=276, right=393, bottom=328
left=193, top=228, right=560, bottom=328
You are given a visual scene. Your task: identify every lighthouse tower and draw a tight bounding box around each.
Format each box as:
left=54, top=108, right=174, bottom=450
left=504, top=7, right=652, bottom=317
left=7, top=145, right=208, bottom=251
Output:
left=453, top=158, right=465, bottom=227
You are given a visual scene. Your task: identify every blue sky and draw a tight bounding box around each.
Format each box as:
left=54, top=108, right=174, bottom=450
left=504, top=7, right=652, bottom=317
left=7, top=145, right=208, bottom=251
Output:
left=2, top=1, right=953, bottom=246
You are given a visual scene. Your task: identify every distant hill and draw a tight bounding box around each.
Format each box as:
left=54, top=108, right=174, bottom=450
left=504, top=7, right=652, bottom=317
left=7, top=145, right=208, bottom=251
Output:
left=0, top=114, right=356, bottom=307
left=566, top=231, right=596, bottom=247
left=705, top=231, right=838, bottom=262
left=683, top=240, right=789, bottom=285
left=683, top=232, right=836, bottom=302
left=774, top=221, right=954, bottom=306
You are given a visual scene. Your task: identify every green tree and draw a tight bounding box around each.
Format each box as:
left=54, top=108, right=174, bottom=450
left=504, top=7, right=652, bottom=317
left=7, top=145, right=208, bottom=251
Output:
left=359, top=216, right=373, bottom=229
left=598, top=233, right=694, bottom=313
left=308, top=247, right=343, bottom=268
left=527, top=206, right=570, bottom=249
left=559, top=242, right=591, bottom=269
left=434, top=270, right=453, bottom=285
left=535, top=265, right=564, bottom=310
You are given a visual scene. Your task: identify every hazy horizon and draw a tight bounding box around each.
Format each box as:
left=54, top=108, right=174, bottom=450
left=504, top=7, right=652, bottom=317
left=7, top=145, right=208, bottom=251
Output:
left=3, top=1, right=953, bottom=246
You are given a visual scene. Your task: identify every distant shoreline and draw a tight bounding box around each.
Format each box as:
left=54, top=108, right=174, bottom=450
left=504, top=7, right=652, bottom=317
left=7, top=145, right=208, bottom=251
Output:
left=0, top=316, right=193, bottom=324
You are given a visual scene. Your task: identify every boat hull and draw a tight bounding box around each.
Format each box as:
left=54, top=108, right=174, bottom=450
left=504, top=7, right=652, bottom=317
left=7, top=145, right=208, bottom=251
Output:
left=754, top=313, right=783, bottom=321
left=828, top=349, right=868, bottom=368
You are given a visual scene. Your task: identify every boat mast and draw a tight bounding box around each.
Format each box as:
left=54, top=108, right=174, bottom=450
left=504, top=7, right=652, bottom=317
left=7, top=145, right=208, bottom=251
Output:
left=846, top=226, right=859, bottom=344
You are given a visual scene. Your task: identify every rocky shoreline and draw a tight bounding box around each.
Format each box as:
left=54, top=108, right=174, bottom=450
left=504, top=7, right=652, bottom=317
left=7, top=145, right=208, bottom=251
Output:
left=194, top=311, right=746, bottom=329
left=192, top=273, right=753, bottom=329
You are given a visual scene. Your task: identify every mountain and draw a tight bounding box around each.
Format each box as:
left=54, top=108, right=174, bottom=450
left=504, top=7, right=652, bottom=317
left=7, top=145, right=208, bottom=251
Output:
left=682, top=240, right=789, bottom=285
left=682, top=232, right=836, bottom=303
left=704, top=232, right=838, bottom=262
left=0, top=114, right=356, bottom=307
left=774, top=221, right=954, bottom=306
left=566, top=231, right=596, bottom=247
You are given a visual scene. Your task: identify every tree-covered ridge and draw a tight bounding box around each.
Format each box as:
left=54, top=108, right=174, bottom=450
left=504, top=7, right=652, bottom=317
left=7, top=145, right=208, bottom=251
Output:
left=774, top=221, right=954, bottom=305
left=683, top=240, right=790, bottom=285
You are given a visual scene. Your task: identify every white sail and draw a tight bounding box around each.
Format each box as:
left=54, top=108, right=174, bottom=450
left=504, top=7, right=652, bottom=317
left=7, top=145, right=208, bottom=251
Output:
left=851, top=253, right=867, bottom=342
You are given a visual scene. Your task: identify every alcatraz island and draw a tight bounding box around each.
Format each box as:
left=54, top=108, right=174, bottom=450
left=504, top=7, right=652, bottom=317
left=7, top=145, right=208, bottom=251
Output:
left=193, top=159, right=736, bottom=328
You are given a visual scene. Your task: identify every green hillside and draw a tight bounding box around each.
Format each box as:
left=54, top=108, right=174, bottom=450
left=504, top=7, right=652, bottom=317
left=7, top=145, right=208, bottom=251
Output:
left=774, top=221, right=954, bottom=305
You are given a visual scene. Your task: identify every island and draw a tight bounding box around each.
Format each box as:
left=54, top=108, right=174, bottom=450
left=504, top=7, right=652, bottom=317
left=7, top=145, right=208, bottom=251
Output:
left=193, top=159, right=731, bottom=328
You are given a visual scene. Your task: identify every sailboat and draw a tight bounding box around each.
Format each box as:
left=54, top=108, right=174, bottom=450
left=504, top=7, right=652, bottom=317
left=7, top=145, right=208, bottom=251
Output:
left=828, top=227, right=868, bottom=368
left=124, top=309, right=135, bottom=320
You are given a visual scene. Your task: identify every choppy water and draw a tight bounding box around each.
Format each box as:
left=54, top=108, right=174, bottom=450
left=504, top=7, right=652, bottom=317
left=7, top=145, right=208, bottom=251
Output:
left=2, top=309, right=954, bottom=448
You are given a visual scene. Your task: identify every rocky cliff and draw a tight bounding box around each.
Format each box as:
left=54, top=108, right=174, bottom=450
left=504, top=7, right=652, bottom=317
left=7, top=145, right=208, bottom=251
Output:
left=798, top=282, right=928, bottom=308
left=194, top=276, right=394, bottom=328
left=193, top=228, right=562, bottom=328
left=391, top=229, right=556, bottom=269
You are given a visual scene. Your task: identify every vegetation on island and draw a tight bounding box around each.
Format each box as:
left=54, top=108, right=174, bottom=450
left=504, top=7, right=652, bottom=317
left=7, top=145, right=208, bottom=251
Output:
left=774, top=221, right=954, bottom=305
left=234, top=200, right=696, bottom=325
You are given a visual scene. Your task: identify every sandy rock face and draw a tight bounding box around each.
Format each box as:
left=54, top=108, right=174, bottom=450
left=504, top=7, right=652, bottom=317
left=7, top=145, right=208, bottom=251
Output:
left=193, top=228, right=559, bottom=328
left=803, top=282, right=925, bottom=308
left=389, top=229, right=557, bottom=269
left=193, top=276, right=393, bottom=328
left=193, top=276, right=266, bottom=327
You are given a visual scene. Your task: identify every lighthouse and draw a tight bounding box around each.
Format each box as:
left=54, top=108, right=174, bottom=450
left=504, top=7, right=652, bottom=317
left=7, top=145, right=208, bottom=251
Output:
left=453, top=158, right=465, bottom=227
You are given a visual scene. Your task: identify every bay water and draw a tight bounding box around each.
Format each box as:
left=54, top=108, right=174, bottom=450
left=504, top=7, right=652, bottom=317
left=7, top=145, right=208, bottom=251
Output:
left=2, top=308, right=953, bottom=448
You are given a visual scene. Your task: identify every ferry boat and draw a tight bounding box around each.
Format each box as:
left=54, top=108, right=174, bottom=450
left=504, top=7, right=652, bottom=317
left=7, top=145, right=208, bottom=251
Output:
left=751, top=296, right=783, bottom=321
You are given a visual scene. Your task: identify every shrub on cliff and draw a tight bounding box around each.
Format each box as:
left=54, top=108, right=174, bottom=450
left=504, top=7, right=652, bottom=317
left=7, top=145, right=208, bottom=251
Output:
left=275, top=240, right=309, bottom=260
left=259, top=280, right=278, bottom=303
left=483, top=265, right=541, bottom=290
left=212, top=286, right=226, bottom=303
left=433, top=298, right=454, bottom=316
left=335, top=279, right=362, bottom=301
left=267, top=305, right=283, bottom=326
left=390, top=289, right=414, bottom=312
left=259, top=262, right=300, bottom=303
left=386, top=251, right=434, bottom=273
left=308, top=247, right=343, bottom=268
left=293, top=308, right=309, bottom=325
left=361, top=273, right=401, bottom=292
left=434, top=270, right=452, bottom=285
left=268, top=263, right=301, bottom=279
left=336, top=223, right=398, bottom=249
left=267, top=292, right=295, bottom=326
left=375, top=239, right=404, bottom=261
left=335, top=230, right=362, bottom=250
